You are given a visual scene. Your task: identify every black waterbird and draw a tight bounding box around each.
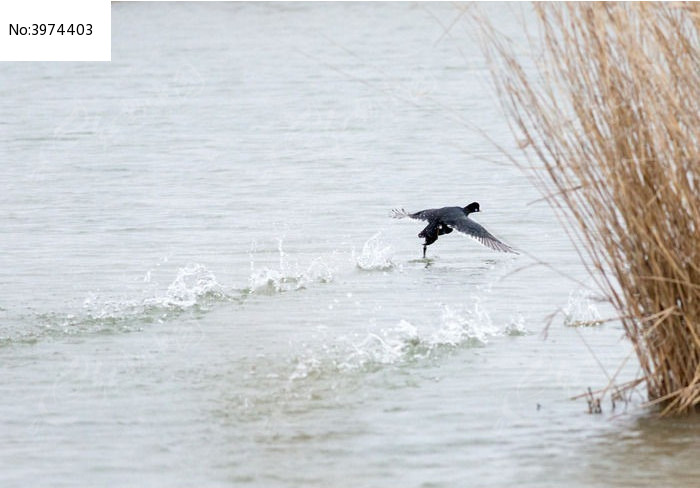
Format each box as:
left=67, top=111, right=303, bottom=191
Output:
left=392, top=202, right=518, bottom=258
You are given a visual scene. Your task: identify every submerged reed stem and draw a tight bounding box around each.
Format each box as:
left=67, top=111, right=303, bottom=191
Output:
left=482, top=3, right=700, bottom=415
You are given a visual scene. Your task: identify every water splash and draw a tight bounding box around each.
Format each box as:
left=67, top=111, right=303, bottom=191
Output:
left=339, top=319, right=423, bottom=369
left=563, top=288, right=603, bottom=327
left=287, top=297, right=508, bottom=381
left=355, top=232, right=396, bottom=271
left=247, top=239, right=334, bottom=294
left=505, top=314, right=529, bottom=336
left=225, top=278, right=530, bottom=420
left=8, top=242, right=339, bottom=346
left=82, top=263, right=229, bottom=322
left=432, top=301, right=497, bottom=345
left=160, top=263, right=225, bottom=308
left=10, top=264, right=234, bottom=346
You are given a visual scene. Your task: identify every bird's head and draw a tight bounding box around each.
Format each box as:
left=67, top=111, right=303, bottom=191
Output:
left=464, top=202, right=480, bottom=215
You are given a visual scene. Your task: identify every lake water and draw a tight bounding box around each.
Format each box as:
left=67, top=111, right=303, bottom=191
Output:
left=2, top=3, right=699, bottom=487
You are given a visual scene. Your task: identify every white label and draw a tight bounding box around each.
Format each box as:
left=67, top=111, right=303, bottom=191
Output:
left=0, top=0, right=110, bottom=61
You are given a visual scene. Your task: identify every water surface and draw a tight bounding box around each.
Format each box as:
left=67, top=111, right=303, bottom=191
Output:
left=2, top=3, right=698, bottom=487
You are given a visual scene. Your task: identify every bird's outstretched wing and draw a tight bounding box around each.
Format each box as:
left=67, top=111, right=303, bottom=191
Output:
left=391, top=208, right=440, bottom=221
left=442, top=213, right=518, bottom=254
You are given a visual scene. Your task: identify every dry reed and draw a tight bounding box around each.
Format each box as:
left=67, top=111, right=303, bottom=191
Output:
left=480, top=3, right=700, bottom=415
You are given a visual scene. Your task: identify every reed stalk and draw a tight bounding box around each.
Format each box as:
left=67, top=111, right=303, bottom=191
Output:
left=481, top=3, right=700, bottom=415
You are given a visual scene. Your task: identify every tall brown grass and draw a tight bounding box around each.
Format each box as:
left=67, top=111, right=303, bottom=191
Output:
left=481, top=3, right=700, bottom=415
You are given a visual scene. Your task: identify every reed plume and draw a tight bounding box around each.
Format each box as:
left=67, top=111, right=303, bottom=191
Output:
left=482, top=3, right=700, bottom=415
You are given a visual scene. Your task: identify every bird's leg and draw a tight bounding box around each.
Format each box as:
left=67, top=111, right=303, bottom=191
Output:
left=418, top=221, right=439, bottom=259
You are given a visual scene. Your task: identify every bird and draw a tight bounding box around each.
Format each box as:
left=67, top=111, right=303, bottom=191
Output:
left=391, top=202, right=518, bottom=258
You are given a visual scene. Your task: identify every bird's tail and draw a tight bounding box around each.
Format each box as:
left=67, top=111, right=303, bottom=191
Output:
left=391, top=208, right=410, bottom=219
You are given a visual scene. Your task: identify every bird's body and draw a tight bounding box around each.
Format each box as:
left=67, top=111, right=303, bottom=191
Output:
left=392, top=202, right=517, bottom=258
